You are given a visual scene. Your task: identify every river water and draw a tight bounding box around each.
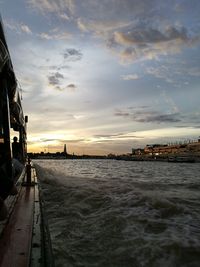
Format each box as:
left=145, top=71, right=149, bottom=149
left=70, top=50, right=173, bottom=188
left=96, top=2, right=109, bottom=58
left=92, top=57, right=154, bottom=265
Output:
left=34, top=159, right=200, bottom=267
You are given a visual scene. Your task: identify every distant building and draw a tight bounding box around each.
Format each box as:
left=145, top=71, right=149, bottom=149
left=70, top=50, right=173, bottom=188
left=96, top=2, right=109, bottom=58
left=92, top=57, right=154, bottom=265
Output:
left=132, top=148, right=144, bottom=155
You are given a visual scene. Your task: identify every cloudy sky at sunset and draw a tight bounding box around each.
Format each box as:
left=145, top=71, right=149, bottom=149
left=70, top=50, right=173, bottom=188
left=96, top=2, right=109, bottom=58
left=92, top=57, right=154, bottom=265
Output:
left=1, top=0, right=200, bottom=155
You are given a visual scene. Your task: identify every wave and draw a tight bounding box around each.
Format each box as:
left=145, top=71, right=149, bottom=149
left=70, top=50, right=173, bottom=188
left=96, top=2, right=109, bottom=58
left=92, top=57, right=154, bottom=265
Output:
left=34, top=161, right=200, bottom=267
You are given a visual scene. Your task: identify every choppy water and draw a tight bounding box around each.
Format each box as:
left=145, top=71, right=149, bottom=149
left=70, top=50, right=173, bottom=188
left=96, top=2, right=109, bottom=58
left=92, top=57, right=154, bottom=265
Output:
left=35, top=159, right=200, bottom=267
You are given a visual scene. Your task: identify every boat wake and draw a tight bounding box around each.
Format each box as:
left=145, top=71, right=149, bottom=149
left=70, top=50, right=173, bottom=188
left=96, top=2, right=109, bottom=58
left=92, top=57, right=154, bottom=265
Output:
left=35, top=160, right=200, bottom=267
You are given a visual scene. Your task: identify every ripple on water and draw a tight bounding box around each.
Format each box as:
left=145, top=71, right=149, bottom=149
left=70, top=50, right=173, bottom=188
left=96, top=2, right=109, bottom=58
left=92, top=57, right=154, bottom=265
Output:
left=35, top=160, right=200, bottom=267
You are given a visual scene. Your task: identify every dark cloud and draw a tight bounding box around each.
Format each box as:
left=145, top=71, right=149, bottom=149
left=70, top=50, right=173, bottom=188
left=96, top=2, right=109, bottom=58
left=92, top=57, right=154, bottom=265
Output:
left=128, top=105, right=150, bottom=110
left=66, top=84, right=77, bottom=91
left=48, top=72, right=77, bottom=91
left=108, top=24, right=198, bottom=62
left=48, top=72, right=64, bottom=86
left=118, top=26, right=187, bottom=45
left=111, top=27, right=182, bottom=47
left=114, top=108, right=182, bottom=123
left=115, top=111, right=130, bottom=117
left=136, top=113, right=181, bottom=123
left=63, top=48, right=83, bottom=61
left=54, top=72, right=64, bottom=79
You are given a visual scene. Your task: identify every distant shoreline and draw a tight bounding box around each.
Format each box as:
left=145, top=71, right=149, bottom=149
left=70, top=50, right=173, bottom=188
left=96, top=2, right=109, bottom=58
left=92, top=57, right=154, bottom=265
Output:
left=29, top=139, right=200, bottom=163
left=29, top=153, right=200, bottom=163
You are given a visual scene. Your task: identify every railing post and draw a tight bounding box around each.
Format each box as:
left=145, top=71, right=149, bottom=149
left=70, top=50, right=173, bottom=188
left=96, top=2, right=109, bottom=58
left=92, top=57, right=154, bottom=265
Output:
left=26, top=158, right=32, bottom=185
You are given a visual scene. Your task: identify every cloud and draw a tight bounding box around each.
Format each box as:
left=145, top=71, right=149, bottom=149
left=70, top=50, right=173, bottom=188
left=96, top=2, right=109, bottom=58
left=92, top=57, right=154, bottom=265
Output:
left=48, top=73, right=77, bottom=92
left=146, top=66, right=173, bottom=83
left=28, top=1, right=200, bottom=63
left=128, top=105, right=149, bottom=110
left=113, top=26, right=188, bottom=46
left=63, top=48, right=82, bottom=61
left=146, top=62, right=200, bottom=87
left=60, top=13, right=70, bottom=20
left=48, top=72, right=64, bottom=86
left=161, top=91, right=179, bottom=113
left=20, top=23, right=32, bottom=34
left=38, top=137, right=86, bottom=144
left=77, top=18, right=131, bottom=36
left=114, top=108, right=182, bottom=123
left=39, top=64, right=71, bottom=71
left=5, top=18, right=71, bottom=40
left=93, top=133, right=142, bottom=140
left=135, top=113, right=181, bottom=123
left=29, top=0, right=76, bottom=18
left=29, top=0, right=155, bottom=21
left=114, top=111, right=130, bottom=117
left=5, top=20, right=32, bottom=35
left=121, top=74, right=139, bottom=80
left=175, top=125, right=200, bottom=129
left=4, top=20, right=17, bottom=31
left=109, top=25, right=199, bottom=62
left=59, top=65, right=70, bottom=70
left=39, top=30, right=71, bottom=40
left=39, top=33, right=54, bottom=40
left=187, top=67, right=200, bottom=77
left=66, top=83, right=77, bottom=91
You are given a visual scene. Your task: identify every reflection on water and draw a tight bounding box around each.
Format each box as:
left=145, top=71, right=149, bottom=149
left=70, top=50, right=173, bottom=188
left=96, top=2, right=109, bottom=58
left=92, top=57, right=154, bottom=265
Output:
left=35, top=160, right=200, bottom=267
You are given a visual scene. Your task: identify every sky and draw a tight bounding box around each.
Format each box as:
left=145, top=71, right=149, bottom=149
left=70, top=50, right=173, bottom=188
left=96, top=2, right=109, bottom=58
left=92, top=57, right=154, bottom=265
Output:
left=1, top=0, right=200, bottom=155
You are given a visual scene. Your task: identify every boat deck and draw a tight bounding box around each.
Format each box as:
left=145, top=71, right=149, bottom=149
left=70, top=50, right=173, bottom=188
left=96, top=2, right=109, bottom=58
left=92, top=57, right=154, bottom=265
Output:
left=0, top=168, right=43, bottom=267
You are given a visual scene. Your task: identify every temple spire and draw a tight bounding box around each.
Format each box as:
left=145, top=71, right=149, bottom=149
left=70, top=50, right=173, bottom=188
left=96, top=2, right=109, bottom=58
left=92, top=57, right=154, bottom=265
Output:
left=64, top=144, right=67, bottom=155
